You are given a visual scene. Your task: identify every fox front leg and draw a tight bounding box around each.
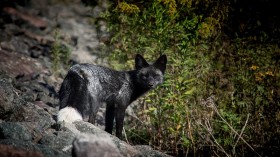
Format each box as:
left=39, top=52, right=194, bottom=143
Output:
left=115, top=106, right=126, bottom=139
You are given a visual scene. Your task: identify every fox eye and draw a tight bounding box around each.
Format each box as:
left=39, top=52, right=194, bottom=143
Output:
left=141, top=73, right=148, bottom=79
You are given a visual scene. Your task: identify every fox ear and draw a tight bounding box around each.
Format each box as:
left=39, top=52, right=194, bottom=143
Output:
left=153, top=54, right=167, bottom=73
left=135, top=54, right=149, bottom=69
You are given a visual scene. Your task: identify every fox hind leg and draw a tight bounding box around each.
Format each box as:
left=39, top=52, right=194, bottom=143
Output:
left=105, top=103, right=115, bottom=134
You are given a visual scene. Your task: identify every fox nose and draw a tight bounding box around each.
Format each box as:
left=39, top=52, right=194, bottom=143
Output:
left=148, top=82, right=155, bottom=88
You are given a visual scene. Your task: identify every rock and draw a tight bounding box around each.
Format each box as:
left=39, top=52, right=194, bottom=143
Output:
left=53, top=121, right=133, bottom=155
left=73, top=121, right=108, bottom=135
left=0, top=139, right=69, bottom=157
left=73, top=121, right=171, bottom=157
left=4, top=101, right=57, bottom=144
left=72, top=134, right=123, bottom=157
left=29, top=46, right=43, bottom=58
left=0, top=144, right=43, bottom=157
left=7, top=102, right=55, bottom=132
left=39, top=127, right=76, bottom=155
left=33, top=101, right=57, bottom=117
left=0, top=50, right=46, bottom=80
left=0, top=73, right=24, bottom=119
left=3, top=7, right=47, bottom=29
left=18, top=122, right=46, bottom=143
left=14, top=80, right=58, bottom=107
left=0, top=122, right=32, bottom=141
left=71, top=121, right=135, bottom=156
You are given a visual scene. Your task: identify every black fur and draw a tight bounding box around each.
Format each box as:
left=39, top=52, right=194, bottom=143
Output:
left=59, top=54, right=167, bottom=138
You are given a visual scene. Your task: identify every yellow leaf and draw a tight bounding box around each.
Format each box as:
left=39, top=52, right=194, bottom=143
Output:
left=177, top=124, right=181, bottom=130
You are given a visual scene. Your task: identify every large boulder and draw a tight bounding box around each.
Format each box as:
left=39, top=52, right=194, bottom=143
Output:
left=0, top=122, right=32, bottom=141
left=72, top=134, right=123, bottom=157
left=39, top=127, right=76, bottom=155
left=49, top=121, right=171, bottom=157
left=0, top=139, right=69, bottom=157
left=0, top=144, right=44, bottom=157
left=0, top=73, right=25, bottom=119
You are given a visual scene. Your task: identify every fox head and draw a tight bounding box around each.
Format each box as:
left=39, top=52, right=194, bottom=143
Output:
left=135, top=54, right=167, bottom=89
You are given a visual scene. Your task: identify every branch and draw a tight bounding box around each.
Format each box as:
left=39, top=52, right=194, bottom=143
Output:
left=211, top=105, right=261, bottom=157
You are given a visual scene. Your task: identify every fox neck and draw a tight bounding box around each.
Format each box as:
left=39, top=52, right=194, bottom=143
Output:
left=127, top=70, right=151, bottom=103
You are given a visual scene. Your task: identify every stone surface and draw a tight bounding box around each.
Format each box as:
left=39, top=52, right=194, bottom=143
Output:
left=0, top=122, right=32, bottom=141
left=0, top=144, right=44, bottom=157
left=0, top=50, right=46, bottom=79
left=72, top=134, right=123, bottom=157
left=0, top=73, right=24, bottom=119
left=39, top=127, right=76, bottom=155
left=0, top=139, right=69, bottom=157
left=7, top=102, right=55, bottom=128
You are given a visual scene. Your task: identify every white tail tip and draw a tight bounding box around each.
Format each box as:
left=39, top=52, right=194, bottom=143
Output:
left=57, top=107, right=83, bottom=123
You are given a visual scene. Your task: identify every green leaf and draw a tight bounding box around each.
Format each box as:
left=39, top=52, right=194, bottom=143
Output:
left=184, top=87, right=195, bottom=95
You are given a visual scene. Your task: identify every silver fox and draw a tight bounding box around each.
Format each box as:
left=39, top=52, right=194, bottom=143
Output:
left=57, top=54, right=167, bottom=138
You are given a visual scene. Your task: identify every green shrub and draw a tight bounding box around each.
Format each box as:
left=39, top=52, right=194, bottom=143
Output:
left=103, top=0, right=216, bottom=155
left=51, top=29, right=71, bottom=73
